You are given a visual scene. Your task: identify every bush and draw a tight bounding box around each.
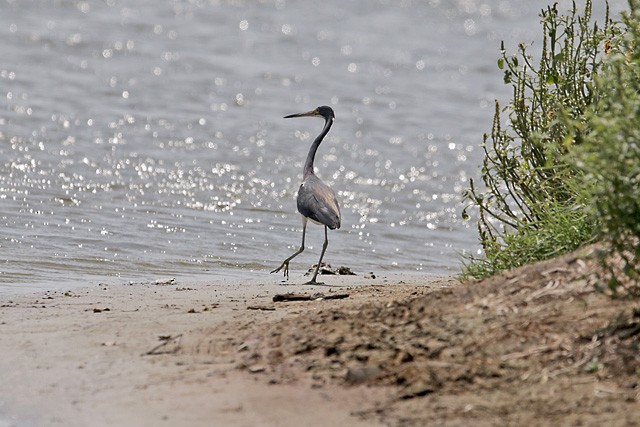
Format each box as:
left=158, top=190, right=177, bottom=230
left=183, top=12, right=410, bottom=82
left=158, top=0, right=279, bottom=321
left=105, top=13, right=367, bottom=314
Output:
left=569, top=0, right=640, bottom=295
left=462, top=1, right=617, bottom=279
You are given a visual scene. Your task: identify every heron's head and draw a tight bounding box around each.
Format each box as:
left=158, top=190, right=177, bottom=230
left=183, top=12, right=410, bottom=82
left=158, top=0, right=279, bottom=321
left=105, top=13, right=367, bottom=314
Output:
left=284, top=105, right=335, bottom=121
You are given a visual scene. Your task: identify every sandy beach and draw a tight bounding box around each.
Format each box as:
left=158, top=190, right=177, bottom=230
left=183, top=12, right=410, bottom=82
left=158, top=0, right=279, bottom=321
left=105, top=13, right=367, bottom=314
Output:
left=0, top=273, right=442, bottom=427
left=2, top=252, right=639, bottom=426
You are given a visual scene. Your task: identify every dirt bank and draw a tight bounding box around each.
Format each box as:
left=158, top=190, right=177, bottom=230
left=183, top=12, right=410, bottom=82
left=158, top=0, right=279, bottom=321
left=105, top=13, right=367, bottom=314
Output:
left=237, top=248, right=640, bottom=426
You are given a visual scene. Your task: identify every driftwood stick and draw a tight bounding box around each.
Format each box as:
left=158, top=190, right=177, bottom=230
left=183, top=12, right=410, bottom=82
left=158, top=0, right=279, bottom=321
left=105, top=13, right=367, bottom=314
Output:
left=313, top=293, right=350, bottom=300
left=273, top=293, right=311, bottom=302
left=272, top=293, right=349, bottom=302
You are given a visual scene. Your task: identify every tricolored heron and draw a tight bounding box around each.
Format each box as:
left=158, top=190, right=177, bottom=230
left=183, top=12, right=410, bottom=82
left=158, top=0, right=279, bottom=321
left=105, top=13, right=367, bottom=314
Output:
left=271, top=105, right=341, bottom=284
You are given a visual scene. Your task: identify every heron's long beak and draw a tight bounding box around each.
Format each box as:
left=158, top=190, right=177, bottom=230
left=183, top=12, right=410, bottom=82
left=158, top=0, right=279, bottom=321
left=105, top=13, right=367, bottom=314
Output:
left=284, top=108, right=319, bottom=119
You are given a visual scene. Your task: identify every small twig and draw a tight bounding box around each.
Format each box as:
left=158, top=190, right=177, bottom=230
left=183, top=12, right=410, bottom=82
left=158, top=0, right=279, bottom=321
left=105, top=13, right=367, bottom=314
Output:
left=142, top=334, right=183, bottom=356
left=550, top=351, right=595, bottom=377
left=541, top=267, right=571, bottom=277
left=247, top=305, right=276, bottom=311
left=500, top=341, right=562, bottom=361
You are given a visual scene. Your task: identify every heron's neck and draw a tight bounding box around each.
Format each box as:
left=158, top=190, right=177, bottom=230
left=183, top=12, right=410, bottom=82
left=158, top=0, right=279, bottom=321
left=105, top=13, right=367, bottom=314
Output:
left=303, top=117, right=333, bottom=179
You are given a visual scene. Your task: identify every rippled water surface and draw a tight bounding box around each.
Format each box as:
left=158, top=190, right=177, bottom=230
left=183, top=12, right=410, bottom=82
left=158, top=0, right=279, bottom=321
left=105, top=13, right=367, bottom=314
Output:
left=0, top=0, right=623, bottom=292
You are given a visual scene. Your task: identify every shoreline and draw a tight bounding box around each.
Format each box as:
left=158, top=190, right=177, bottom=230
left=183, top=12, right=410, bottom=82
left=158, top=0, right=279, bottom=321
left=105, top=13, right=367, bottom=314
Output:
left=3, top=252, right=638, bottom=426
left=0, top=269, right=450, bottom=297
left=0, top=273, right=449, bottom=427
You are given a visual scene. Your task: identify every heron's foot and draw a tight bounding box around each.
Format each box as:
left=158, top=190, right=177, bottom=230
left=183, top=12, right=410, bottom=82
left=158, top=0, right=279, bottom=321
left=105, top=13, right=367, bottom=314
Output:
left=270, top=261, right=290, bottom=279
left=303, top=279, right=324, bottom=286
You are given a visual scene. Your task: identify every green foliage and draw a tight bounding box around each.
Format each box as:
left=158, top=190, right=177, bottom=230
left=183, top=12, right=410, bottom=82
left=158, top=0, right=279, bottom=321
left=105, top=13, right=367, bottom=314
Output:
left=462, top=198, right=595, bottom=279
left=463, top=1, right=615, bottom=279
left=569, top=0, right=640, bottom=295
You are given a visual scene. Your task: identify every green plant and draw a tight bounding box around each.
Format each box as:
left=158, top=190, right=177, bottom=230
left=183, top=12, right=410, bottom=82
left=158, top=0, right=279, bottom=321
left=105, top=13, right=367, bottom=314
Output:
left=569, top=0, right=640, bottom=295
left=462, top=1, right=616, bottom=279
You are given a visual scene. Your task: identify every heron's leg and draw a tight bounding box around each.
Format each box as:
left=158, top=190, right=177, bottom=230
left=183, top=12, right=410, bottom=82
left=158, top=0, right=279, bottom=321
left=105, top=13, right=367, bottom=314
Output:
left=271, top=217, right=308, bottom=280
left=306, top=225, right=329, bottom=285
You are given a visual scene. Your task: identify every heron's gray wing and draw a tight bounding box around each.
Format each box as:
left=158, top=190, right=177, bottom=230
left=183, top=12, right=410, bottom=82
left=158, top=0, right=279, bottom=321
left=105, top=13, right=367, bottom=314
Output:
left=297, top=176, right=341, bottom=229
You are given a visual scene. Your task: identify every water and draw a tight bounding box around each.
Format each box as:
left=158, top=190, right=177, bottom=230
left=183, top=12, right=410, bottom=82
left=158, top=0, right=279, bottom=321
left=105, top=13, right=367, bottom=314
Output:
left=0, top=0, right=624, bottom=293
